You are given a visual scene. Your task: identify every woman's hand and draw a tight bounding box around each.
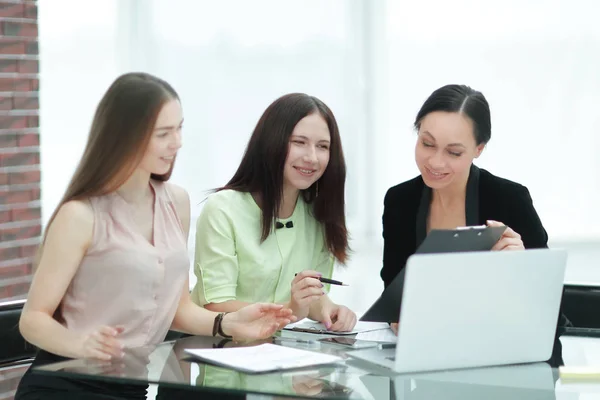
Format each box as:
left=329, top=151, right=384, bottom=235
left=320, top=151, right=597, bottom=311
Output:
left=76, top=326, right=125, bottom=361
left=292, top=374, right=325, bottom=396
left=390, top=323, right=398, bottom=335
left=288, top=270, right=325, bottom=319
left=487, top=220, right=525, bottom=251
left=222, top=303, right=295, bottom=340
left=317, top=302, right=357, bottom=332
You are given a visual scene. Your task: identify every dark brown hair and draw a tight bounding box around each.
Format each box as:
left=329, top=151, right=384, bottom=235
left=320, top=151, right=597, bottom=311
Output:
left=220, top=93, right=349, bottom=263
left=37, top=72, right=179, bottom=265
left=415, top=84, right=491, bottom=145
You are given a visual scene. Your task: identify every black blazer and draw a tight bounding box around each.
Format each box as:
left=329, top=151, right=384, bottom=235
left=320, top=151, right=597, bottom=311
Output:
left=381, top=164, right=548, bottom=287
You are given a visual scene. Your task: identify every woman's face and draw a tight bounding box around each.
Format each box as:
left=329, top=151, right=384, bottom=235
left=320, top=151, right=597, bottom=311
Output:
left=414, top=111, right=485, bottom=191
left=283, top=113, right=331, bottom=193
left=139, top=99, right=183, bottom=176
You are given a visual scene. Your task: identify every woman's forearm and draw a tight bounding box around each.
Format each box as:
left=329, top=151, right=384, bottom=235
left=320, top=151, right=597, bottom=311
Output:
left=170, top=299, right=221, bottom=336
left=204, top=300, right=251, bottom=313
left=20, top=310, right=84, bottom=359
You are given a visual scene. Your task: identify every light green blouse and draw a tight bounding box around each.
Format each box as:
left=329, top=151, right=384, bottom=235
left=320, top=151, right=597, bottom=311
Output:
left=191, top=189, right=334, bottom=306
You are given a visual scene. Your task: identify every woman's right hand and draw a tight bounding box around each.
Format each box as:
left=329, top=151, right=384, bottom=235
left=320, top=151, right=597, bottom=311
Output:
left=390, top=323, right=398, bottom=335
left=222, top=304, right=294, bottom=340
left=288, top=270, right=325, bottom=319
left=77, top=326, right=125, bottom=361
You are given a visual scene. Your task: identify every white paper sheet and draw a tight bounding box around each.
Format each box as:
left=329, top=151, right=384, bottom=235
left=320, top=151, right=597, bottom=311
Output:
left=283, top=319, right=390, bottom=335
left=184, top=343, right=342, bottom=373
left=356, top=328, right=397, bottom=343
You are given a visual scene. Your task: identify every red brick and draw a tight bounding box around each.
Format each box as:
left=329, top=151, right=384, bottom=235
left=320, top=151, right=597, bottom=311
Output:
left=27, top=115, right=38, bottom=127
left=0, top=263, right=32, bottom=279
left=23, top=3, right=37, bottom=19
left=0, top=58, right=18, bottom=72
left=9, top=169, right=39, bottom=184
left=25, top=40, right=37, bottom=55
left=0, top=3, right=25, bottom=18
left=0, top=115, right=37, bottom=129
left=0, top=96, right=12, bottom=110
left=0, top=133, right=16, bottom=147
left=0, top=77, right=37, bottom=91
left=0, top=115, right=27, bottom=129
left=0, top=223, right=41, bottom=241
left=20, top=243, right=39, bottom=258
left=3, top=77, right=38, bottom=92
left=2, top=21, right=38, bottom=38
left=0, top=172, right=7, bottom=184
left=0, top=245, right=21, bottom=261
left=0, top=210, right=10, bottom=223
left=12, top=95, right=38, bottom=110
left=16, top=132, right=38, bottom=146
left=0, top=151, right=39, bottom=167
left=7, top=281, right=31, bottom=298
left=3, top=190, right=29, bottom=203
left=17, top=59, right=37, bottom=73
left=0, top=187, right=40, bottom=204
left=12, top=206, right=40, bottom=221
left=0, top=38, right=25, bottom=54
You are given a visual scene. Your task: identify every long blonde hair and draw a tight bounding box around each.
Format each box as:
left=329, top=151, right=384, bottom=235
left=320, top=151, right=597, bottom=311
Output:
left=36, top=72, right=179, bottom=268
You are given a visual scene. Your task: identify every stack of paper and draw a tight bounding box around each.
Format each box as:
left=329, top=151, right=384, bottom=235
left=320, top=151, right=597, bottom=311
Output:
left=185, top=343, right=342, bottom=373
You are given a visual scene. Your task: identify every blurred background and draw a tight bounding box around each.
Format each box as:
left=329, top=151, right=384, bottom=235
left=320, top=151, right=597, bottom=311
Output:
left=2, top=0, right=600, bottom=330
left=1, top=0, right=599, bottom=398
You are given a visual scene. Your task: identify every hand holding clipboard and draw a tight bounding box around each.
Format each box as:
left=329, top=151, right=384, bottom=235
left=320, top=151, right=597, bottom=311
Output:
left=416, top=221, right=524, bottom=254
left=486, top=220, right=525, bottom=251
left=415, top=223, right=506, bottom=254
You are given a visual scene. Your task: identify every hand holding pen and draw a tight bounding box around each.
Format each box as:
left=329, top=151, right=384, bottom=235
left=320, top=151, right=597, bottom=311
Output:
left=288, top=270, right=327, bottom=320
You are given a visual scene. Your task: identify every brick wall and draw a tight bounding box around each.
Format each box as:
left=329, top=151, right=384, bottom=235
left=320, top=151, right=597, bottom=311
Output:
left=0, top=4, right=38, bottom=397
left=0, top=0, right=40, bottom=304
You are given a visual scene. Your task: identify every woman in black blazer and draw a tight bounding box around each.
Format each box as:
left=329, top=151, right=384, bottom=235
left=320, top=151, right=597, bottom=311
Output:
left=382, top=84, right=570, bottom=330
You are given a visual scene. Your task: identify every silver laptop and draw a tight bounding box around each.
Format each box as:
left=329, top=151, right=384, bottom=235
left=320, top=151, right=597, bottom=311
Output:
left=349, top=248, right=567, bottom=373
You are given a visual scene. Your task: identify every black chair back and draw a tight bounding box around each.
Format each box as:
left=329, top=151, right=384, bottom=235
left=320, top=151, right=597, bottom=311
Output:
left=0, top=300, right=36, bottom=366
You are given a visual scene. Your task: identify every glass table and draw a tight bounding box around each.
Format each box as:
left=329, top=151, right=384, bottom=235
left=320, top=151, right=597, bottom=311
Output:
left=32, top=330, right=599, bottom=399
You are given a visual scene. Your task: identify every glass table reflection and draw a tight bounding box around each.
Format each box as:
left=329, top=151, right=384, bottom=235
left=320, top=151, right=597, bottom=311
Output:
left=32, top=330, right=599, bottom=399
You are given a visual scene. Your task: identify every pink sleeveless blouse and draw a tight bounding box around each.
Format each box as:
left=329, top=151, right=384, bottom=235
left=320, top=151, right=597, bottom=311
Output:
left=57, top=180, right=190, bottom=348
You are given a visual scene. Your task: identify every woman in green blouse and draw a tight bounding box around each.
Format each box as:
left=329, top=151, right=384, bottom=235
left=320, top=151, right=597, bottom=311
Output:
left=191, top=93, right=356, bottom=332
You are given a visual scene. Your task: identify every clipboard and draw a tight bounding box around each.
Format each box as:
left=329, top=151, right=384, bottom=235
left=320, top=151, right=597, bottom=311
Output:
left=415, top=225, right=506, bottom=254
left=360, top=225, right=507, bottom=323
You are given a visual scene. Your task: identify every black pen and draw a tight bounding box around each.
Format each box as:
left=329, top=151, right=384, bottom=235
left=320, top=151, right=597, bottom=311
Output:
left=294, top=273, right=349, bottom=287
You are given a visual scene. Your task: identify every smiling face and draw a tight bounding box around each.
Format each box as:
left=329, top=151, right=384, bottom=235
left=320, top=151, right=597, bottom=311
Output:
left=283, top=112, right=331, bottom=193
left=415, top=111, right=485, bottom=191
left=138, top=99, right=183, bottom=176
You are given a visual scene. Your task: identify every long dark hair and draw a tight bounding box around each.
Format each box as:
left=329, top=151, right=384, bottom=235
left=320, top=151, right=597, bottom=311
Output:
left=220, top=93, right=349, bottom=263
left=36, top=72, right=179, bottom=268
left=414, top=84, right=491, bottom=145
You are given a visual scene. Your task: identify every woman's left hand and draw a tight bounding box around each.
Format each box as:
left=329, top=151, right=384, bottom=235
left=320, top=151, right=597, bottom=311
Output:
left=222, top=303, right=295, bottom=340
left=487, top=220, right=525, bottom=251
left=320, top=303, right=357, bottom=332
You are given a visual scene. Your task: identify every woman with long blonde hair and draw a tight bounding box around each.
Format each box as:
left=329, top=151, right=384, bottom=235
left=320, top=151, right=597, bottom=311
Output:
left=15, top=72, right=293, bottom=399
